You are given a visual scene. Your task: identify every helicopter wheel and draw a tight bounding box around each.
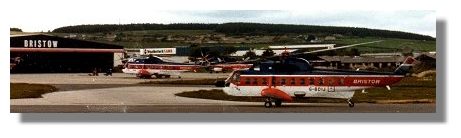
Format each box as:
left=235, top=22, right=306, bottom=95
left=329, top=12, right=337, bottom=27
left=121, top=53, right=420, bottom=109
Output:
left=348, top=99, right=354, bottom=107
left=274, top=99, right=282, bottom=107
left=264, top=101, right=272, bottom=108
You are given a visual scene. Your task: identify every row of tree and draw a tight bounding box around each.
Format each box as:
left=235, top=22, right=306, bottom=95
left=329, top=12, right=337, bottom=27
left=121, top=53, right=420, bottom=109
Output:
left=214, top=23, right=435, bottom=41
left=52, top=23, right=435, bottom=41
left=53, top=23, right=218, bottom=34
left=10, top=28, right=22, bottom=32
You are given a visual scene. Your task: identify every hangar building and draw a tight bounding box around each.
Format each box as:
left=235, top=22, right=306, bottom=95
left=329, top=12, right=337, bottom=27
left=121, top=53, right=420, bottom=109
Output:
left=10, top=34, right=124, bottom=73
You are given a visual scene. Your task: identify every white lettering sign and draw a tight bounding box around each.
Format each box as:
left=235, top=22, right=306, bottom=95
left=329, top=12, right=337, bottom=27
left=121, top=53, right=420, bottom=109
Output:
left=24, top=40, right=58, bottom=48
left=353, top=79, right=381, bottom=84
left=140, top=48, right=176, bottom=55
left=309, top=87, right=327, bottom=92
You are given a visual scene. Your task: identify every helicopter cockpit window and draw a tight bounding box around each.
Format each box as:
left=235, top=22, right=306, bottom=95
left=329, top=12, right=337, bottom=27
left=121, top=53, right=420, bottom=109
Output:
left=232, top=73, right=240, bottom=82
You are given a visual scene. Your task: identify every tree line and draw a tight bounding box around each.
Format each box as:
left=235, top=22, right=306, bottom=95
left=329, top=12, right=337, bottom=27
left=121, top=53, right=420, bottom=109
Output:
left=10, top=28, right=23, bottom=32
left=52, top=23, right=218, bottom=33
left=52, top=23, right=435, bottom=41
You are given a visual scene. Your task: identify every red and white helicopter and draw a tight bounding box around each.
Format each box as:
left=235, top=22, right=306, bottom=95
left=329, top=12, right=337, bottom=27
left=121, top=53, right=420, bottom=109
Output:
left=122, top=55, right=202, bottom=79
left=215, top=41, right=417, bottom=107
left=201, top=57, right=254, bottom=73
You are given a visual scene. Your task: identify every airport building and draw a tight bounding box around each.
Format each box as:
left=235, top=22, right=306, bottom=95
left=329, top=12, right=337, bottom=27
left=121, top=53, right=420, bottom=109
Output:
left=10, top=34, right=124, bottom=73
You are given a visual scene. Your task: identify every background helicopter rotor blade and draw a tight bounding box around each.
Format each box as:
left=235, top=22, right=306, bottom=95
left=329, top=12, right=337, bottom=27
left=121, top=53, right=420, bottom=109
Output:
left=301, top=40, right=383, bottom=54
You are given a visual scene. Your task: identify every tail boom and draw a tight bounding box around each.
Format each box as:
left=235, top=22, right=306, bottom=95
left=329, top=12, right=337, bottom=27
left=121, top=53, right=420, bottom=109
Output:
left=393, top=56, right=415, bottom=75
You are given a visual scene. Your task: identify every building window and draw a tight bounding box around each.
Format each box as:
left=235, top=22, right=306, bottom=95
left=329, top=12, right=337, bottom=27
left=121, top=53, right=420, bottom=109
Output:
left=252, top=78, right=258, bottom=85
left=290, top=78, right=296, bottom=85
left=281, top=78, right=286, bottom=85
left=319, top=78, right=324, bottom=85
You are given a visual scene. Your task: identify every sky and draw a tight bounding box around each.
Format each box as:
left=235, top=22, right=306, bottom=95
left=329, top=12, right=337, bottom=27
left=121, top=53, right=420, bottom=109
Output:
left=9, top=10, right=436, bottom=37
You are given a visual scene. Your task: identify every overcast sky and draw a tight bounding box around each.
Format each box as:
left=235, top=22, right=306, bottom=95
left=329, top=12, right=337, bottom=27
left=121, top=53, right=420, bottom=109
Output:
left=7, top=5, right=435, bottom=37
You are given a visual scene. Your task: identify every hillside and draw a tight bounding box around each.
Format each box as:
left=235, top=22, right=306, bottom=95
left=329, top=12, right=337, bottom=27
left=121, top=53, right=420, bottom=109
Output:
left=46, top=23, right=436, bottom=53
left=53, top=23, right=435, bottom=41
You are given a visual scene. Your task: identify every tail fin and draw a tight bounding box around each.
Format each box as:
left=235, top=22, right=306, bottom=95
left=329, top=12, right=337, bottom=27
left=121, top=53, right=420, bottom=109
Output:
left=393, top=56, right=416, bottom=75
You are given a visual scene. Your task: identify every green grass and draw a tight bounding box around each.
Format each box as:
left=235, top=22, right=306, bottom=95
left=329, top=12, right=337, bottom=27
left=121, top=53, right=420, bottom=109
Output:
left=175, top=76, right=436, bottom=104
left=10, top=83, right=58, bottom=99
left=128, top=30, right=215, bottom=36
left=46, top=30, right=436, bottom=52
left=104, top=37, right=437, bottom=51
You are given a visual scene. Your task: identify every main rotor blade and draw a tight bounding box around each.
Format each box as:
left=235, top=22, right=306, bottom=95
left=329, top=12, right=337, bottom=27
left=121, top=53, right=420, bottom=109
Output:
left=301, top=40, right=383, bottom=54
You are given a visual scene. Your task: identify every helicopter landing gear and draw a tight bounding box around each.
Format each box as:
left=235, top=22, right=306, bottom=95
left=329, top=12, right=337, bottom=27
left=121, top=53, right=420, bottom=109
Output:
left=264, top=98, right=273, bottom=108
left=264, top=98, right=283, bottom=108
left=264, top=101, right=272, bottom=108
left=347, top=99, right=355, bottom=107
left=274, top=99, right=282, bottom=107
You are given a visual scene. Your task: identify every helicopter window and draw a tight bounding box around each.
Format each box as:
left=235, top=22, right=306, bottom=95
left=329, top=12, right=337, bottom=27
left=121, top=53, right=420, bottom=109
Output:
left=281, top=78, right=286, bottom=85
left=290, top=78, right=296, bottom=85
left=262, top=78, right=267, bottom=85
left=253, top=78, right=258, bottom=85
left=300, top=78, right=306, bottom=85
left=339, top=78, right=345, bottom=85
left=232, top=74, right=240, bottom=82
left=309, top=78, right=315, bottom=85
left=329, top=78, right=334, bottom=85
left=245, top=78, right=251, bottom=84
left=319, top=78, right=324, bottom=85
